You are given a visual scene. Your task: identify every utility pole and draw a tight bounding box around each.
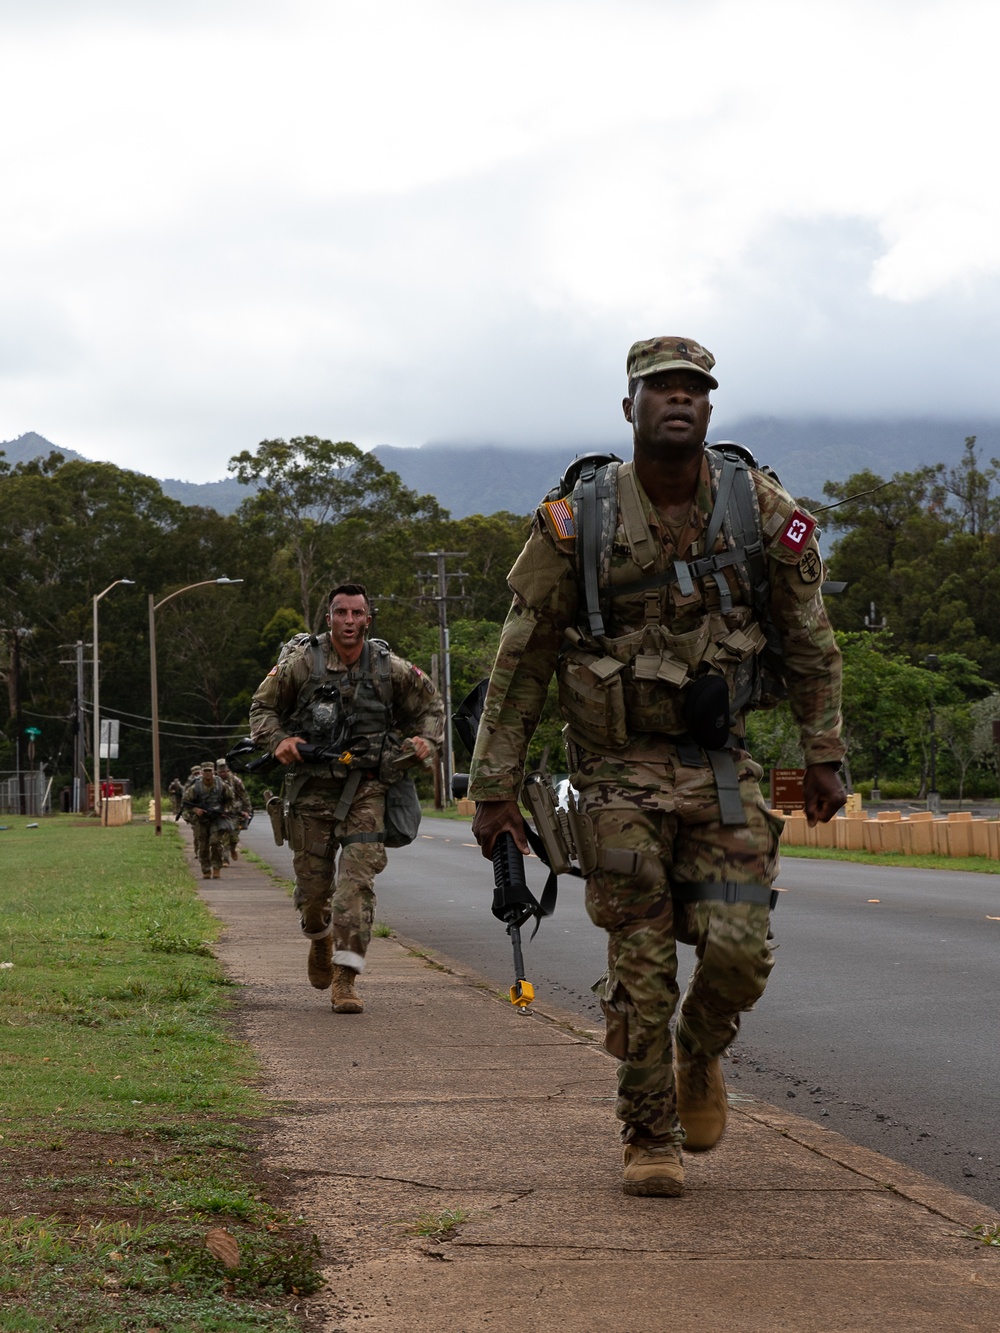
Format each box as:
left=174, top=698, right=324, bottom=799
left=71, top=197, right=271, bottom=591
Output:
left=415, top=551, right=468, bottom=804
left=75, top=640, right=86, bottom=813
left=57, top=640, right=90, bottom=813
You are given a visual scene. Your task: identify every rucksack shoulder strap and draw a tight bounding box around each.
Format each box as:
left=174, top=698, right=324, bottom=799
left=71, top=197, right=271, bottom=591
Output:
left=366, top=638, right=393, bottom=704
left=616, top=461, right=658, bottom=572
left=574, top=458, right=620, bottom=638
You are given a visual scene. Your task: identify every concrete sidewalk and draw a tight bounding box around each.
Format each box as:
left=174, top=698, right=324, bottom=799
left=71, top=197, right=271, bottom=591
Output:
left=190, top=836, right=1000, bottom=1332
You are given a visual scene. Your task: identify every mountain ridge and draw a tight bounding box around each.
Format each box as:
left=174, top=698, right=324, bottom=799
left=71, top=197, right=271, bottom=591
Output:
left=4, top=418, right=997, bottom=518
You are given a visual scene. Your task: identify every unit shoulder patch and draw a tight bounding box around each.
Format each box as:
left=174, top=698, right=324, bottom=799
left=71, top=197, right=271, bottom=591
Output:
left=541, top=498, right=576, bottom=542
left=797, top=548, right=823, bottom=584
left=777, top=508, right=817, bottom=554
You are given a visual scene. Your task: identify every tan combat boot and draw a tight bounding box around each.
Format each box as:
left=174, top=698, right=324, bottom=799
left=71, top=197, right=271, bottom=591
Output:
left=331, top=965, right=363, bottom=1014
left=622, top=1143, right=685, bottom=1197
left=675, top=1045, right=728, bottom=1152
left=307, top=935, right=334, bottom=990
left=211, top=868, right=221, bottom=879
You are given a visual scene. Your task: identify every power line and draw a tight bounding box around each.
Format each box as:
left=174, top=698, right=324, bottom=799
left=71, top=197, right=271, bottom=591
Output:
left=101, top=704, right=244, bottom=730
left=23, top=707, right=242, bottom=741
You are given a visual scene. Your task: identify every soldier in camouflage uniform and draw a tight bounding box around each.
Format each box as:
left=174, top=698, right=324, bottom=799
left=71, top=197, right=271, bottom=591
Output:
left=216, top=757, right=251, bottom=863
left=470, top=336, right=846, bottom=1197
left=249, top=582, right=444, bottom=1014
left=183, top=761, right=237, bottom=879
left=168, top=777, right=185, bottom=821
left=180, top=765, right=204, bottom=858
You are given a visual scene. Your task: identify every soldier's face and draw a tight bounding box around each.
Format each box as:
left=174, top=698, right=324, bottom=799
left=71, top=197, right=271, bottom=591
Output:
left=624, top=370, right=713, bottom=453
left=327, top=594, right=372, bottom=655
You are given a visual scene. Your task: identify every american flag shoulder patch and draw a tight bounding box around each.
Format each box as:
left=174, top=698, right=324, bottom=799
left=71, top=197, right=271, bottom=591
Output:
left=542, top=498, right=576, bottom=541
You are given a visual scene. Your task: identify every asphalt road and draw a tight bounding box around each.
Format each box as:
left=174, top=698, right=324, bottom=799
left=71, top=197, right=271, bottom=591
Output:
left=240, top=814, right=1000, bottom=1213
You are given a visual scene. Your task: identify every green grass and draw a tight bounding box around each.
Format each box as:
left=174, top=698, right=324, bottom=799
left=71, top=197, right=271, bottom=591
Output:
left=780, top=844, right=1000, bottom=874
left=401, top=1207, right=470, bottom=1239
left=0, top=816, right=323, bottom=1329
left=241, top=848, right=295, bottom=895
left=418, top=802, right=473, bottom=822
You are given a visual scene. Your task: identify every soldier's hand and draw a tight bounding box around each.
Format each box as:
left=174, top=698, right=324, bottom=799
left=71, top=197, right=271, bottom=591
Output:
left=803, top=763, right=847, bottom=826
left=472, top=799, right=528, bottom=859
left=406, top=736, right=431, bottom=762
left=275, top=736, right=307, bottom=766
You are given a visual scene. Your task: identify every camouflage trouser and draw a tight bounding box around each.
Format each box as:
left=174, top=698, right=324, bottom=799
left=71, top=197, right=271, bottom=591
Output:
left=285, top=777, right=388, bottom=972
left=577, top=747, right=782, bottom=1147
left=195, top=817, right=231, bottom=873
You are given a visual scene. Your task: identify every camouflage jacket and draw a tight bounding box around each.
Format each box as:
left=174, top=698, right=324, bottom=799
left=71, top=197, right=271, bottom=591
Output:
left=468, top=452, right=844, bottom=802
left=248, top=633, right=444, bottom=773
left=181, top=776, right=236, bottom=822
left=221, top=771, right=251, bottom=813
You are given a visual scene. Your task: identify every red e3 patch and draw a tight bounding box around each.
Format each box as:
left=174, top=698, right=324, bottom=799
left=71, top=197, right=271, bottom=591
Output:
left=778, top=509, right=816, bottom=554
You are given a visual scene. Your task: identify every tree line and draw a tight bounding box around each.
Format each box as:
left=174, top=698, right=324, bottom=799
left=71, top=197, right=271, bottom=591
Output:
left=3, top=434, right=1000, bottom=802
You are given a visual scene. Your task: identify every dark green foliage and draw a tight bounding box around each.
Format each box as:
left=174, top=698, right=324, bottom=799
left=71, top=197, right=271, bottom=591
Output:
left=6, top=430, right=1000, bottom=800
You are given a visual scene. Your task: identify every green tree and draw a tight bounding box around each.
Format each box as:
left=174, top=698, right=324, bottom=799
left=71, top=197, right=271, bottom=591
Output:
left=936, top=702, right=977, bottom=802
left=229, top=437, right=444, bottom=631
left=837, top=632, right=932, bottom=791
left=744, top=704, right=803, bottom=776
left=971, top=693, right=1000, bottom=794
left=943, top=435, right=1000, bottom=537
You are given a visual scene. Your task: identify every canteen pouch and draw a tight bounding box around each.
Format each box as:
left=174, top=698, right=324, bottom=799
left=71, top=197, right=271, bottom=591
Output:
left=384, top=775, right=422, bottom=848
left=682, top=675, right=732, bottom=751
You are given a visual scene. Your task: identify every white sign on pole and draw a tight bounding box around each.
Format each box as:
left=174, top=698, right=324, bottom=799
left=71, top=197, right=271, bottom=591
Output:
left=100, top=718, right=120, bottom=760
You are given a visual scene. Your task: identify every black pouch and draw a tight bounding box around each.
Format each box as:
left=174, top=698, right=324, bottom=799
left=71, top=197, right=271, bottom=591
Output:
left=683, top=675, right=731, bottom=751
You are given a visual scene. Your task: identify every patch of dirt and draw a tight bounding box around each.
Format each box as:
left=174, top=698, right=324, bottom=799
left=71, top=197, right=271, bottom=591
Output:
left=0, top=1118, right=300, bottom=1225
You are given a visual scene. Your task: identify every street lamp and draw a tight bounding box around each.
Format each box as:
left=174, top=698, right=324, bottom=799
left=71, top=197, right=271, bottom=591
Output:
left=93, top=579, right=136, bottom=813
left=925, top=654, right=940, bottom=813
left=149, top=578, right=243, bottom=835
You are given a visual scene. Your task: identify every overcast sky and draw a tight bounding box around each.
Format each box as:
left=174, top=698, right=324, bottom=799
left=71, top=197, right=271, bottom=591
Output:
left=2, top=0, right=998, bottom=481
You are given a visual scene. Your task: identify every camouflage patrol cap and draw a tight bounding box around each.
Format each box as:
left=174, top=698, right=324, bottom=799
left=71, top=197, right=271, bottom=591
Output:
left=200, top=761, right=215, bottom=773
left=216, top=757, right=229, bottom=769
left=626, top=336, right=718, bottom=390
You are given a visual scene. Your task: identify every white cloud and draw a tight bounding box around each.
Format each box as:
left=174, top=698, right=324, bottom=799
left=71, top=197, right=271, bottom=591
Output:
left=0, top=0, right=998, bottom=478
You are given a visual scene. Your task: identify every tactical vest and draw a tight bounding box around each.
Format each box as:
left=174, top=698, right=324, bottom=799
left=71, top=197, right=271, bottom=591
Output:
left=189, top=778, right=229, bottom=818
left=279, top=633, right=422, bottom=846
left=283, top=634, right=394, bottom=773
left=552, top=445, right=787, bottom=761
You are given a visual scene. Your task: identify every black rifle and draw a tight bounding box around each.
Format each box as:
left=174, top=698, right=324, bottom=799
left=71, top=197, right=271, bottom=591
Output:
left=225, top=736, right=356, bottom=775
left=455, top=679, right=560, bottom=1010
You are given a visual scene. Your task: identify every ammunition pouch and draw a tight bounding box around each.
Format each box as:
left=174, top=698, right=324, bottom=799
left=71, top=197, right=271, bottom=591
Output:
left=556, top=647, right=628, bottom=750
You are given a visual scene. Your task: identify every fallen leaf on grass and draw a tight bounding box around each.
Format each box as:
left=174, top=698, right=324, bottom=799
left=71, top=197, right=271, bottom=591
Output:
left=205, top=1227, right=240, bottom=1269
